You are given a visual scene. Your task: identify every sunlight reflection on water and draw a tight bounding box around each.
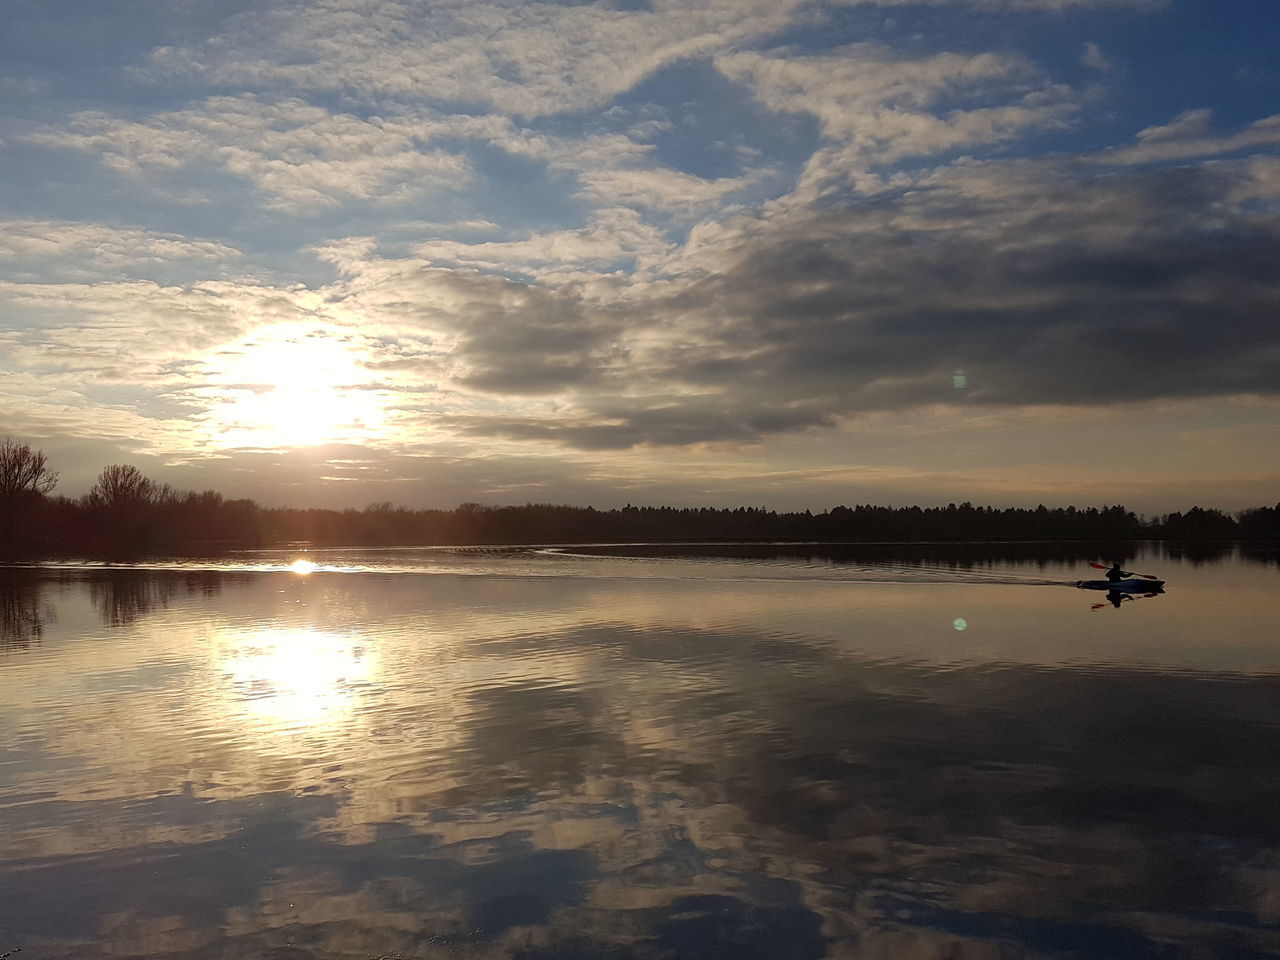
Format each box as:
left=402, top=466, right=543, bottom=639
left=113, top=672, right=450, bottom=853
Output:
left=0, top=546, right=1277, bottom=958
left=214, top=626, right=376, bottom=735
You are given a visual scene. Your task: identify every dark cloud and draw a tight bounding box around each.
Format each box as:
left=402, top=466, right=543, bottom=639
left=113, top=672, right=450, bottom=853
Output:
left=359, top=267, right=627, bottom=397
left=445, top=398, right=836, bottom=450
left=470, top=156, right=1279, bottom=449
left=326, top=151, right=1279, bottom=459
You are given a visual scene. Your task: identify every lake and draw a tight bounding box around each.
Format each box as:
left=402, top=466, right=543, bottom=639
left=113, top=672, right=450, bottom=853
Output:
left=1, top=543, right=1278, bottom=959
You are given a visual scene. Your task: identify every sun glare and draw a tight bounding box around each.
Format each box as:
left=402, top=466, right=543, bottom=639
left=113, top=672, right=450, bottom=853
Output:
left=215, top=626, right=378, bottom=734
left=204, top=326, right=386, bottom=449
left=290, top=558, right=317, bottom=574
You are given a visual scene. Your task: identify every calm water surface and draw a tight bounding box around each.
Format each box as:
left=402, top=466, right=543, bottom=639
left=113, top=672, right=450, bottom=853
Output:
left=1, top=543, right=1278, bottom=959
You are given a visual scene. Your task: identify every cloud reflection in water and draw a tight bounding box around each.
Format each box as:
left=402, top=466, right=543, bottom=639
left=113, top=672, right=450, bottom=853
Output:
left=0, top=556, right=1277, bottom=959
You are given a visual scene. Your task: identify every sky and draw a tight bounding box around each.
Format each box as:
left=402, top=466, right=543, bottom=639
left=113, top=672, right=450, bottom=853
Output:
left=1, top=0, right=1277, bottom=513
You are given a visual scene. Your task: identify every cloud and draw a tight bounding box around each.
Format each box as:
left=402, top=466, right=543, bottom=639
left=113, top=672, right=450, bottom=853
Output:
left=1, top=0, right=1263, bottom=512
left=131, top=0, right=1156, bottom=121
left=24, top=92, right=748, bottom=228
left=9, top=118, right=1279, bottom=468
left=27, top=97, right=471, bottom=213
left=720, top=46, right=1041, bottom=134
left=576, top=167, right=762, bottom=216
left=442, top=397, right=837, bottom=451
left=408, top=208, right=673, bottom=276
left=0, top=365, right=216, bottom=461
left=389, top=218, right=502, bottom=237
left=0, top=279, right=333, bottom=456
left=134, top=0, right=807, bottom=118
left=0, top=219, right=240, bottom=280
left=646, top=156, right=1280, bottom=410
left=1080, top=41, right=1114, bottom=73
left=317, top=142, right=1280, bottom=452
left=16, top=2, right=1128, bottom=236
left=1098, top=109, right=1280, bottom=164
left=0, top=278, right=319, bottom=364
left=335, top=264, right=634, bottom=397
left=0, top=276, right=454, bottom=461
left=718, top=44, right=1081, bottom=195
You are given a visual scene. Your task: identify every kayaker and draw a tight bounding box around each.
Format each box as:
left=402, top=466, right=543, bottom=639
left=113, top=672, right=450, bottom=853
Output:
left=1105, top=561, right=1129, bottom=583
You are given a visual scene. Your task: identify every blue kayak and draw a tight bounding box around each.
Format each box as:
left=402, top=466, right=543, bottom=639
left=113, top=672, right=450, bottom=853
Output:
left=1076, top=578, right=1165, bottom=591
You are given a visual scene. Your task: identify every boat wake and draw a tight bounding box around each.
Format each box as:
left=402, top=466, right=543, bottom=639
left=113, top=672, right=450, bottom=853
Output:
left=23, top=548, right=1085, bottom=587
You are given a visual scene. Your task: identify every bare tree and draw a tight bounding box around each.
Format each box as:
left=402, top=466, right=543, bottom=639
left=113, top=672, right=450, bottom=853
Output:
left=0, top=438, right=59, bottom=501
left=86, top=464, right=159, bottom=508
left=83, top=464, right=170, bottom=555
left=1, top=439, right=59, bottom=551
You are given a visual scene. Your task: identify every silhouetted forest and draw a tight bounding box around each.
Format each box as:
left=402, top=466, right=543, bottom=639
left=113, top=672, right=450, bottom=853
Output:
left=2, top=440, right=1278, bottom=558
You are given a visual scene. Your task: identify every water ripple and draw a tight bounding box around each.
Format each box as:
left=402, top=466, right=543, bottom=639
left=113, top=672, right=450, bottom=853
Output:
left=0, top=552, right=1276, bottom=959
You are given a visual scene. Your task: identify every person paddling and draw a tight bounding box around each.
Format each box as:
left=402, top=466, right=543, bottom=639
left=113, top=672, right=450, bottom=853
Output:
left=1105, top=561, right=1131, bottom=583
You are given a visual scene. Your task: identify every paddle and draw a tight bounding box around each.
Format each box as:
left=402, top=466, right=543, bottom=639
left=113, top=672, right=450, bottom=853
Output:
left=1089, top=561, right=1160, bottom=580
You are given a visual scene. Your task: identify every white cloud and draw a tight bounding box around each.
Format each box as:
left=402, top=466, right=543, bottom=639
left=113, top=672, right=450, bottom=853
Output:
left=411, top=115, right=758, bottom=221
left=0, top=220, right=240, bottom=279
left=318, top=257, right=640, bottom=397
left=0, top=278, right=319, bottom=374
left=0, top=274, right=454, bottom=458
left=129, top=0, right=1156, bottom=125
left=136, top=0, right=805, bottom=118
left=133, top=0, right=1165, bottom=112
left=285, top=142, right=1278, bottom=460
left=577, top=167, right=761, bottom=216
left=718, top=45, right=1080, bottom=194
left=389, top=219, right=502, bottom=236
left=1080, top=41, right=1114, bottom=72
left=1231, top=156, right=1280, bottom=205
left=1137, top=107, right=1215, bottom=142
left=4, top=0, right=1265, bottom=511
left=720, top=46, right=1039, bottom=132
left=27, top=97, right=471, bottom=213
left=410, top=208, right=673, bottom=276
left=1099, top=110, right=1280, bottom=165
left=16, top=129, right=1274, bottom=464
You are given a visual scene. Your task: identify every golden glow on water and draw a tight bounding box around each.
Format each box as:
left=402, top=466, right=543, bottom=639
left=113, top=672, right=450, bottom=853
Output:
left=289, top=558, right=317, bottom=575
left=214, top=626, right=377, bottom=733
left=2, top=553, right=1280, bottom=959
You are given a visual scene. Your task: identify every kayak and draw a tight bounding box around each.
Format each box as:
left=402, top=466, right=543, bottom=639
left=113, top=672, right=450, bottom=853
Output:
left=1076, top=578, right=1165, bottom=591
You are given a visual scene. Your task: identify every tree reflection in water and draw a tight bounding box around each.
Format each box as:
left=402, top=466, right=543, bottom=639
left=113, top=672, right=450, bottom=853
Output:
left=90, top=570, right=225, bottom=627
left=0, top=569, right=51, bottom=649
left=1, top=559, right=1278, bottom=959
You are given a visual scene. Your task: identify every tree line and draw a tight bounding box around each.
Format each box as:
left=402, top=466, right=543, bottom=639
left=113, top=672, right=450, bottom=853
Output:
left=1, top=439, right=1277, bottom=558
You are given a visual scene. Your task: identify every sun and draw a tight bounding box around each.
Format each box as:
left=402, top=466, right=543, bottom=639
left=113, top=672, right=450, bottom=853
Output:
left=202, top=325, right=386, bottom=449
